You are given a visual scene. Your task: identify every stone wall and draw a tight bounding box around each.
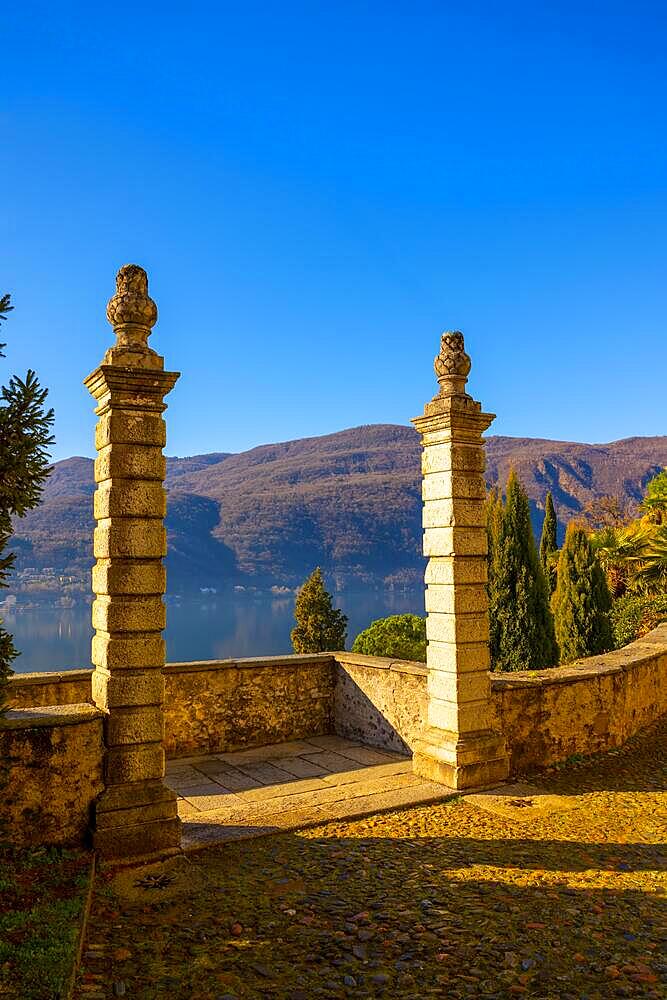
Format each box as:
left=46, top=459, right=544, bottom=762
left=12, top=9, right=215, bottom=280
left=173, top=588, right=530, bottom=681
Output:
left=163, top=654, right=335, bottom=756
left=6, top=656, right=336, bottom=759
left=7, top=669, right=93, bottom=710
left=334, top=626, right=667, bottom=771
left=0, top=705, right=104, bottom=846
left=6, top=626, right=666, bottom=775
left=334, top=653, right=427, bottom=753
left=491, top=623, right=667, bottom=773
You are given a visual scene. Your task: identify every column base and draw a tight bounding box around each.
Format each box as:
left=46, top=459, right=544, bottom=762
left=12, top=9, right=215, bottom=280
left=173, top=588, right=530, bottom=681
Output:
left=413, top=726, right=510, bottom=790
left=93, top=780, right=182, bottom=860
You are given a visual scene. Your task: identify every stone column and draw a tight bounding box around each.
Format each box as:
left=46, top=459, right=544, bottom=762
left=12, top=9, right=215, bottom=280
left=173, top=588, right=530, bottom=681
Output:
left=411, top=331, right=509, bottom=789
left=84, top=264, right=181, bottom=859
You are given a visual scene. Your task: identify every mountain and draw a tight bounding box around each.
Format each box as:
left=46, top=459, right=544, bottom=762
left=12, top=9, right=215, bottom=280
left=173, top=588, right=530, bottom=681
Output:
left=8, top=425, right=667, bottom=598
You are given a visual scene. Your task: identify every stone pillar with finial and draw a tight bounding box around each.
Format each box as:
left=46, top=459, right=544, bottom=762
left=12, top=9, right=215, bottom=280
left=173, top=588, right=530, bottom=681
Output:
left=84, top=264, right=181, bottom=859
left=411, top=331, right=509, bottom=789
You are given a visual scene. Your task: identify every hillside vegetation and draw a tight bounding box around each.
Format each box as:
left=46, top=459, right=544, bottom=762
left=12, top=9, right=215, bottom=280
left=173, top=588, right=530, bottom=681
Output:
left=9, top=425, right=667, bottom=597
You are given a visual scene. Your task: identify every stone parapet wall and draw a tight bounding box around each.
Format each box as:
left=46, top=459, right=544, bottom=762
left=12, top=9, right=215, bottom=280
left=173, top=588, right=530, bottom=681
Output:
left=334, top=653, right=427, bottom=753
left=163, top=653, right=336, bottom=757
left=7, top=669, right=93, bottom=710
left=6, top=626, right=666, bottom=775
left=491, top=623, right=667, bottom=772
left=0, top=704, right=104, bottom=846
left=334, top=626, right=667, bottom=771
left=6, top=656, right=336, bottom=760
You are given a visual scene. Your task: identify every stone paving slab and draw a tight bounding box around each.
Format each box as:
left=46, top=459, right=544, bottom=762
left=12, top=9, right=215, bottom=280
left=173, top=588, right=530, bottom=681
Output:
left=321, top=760, right=412, bottom=785
left=179, top=791, right=245, bottom=813
left=195, top=765, right=264, bottom=793
left=231, top=760, right=301, bottom=785
left=271, top=755, right=329, bottom=778
left=180, top=775, right=453, bottom=849
left=300, top=750, right=367, bottom=772
left=302, top=734, right=367, bottom=752
left=214, top=739, right=342, bottom=765
left=165, top=736, right=453, bottom=849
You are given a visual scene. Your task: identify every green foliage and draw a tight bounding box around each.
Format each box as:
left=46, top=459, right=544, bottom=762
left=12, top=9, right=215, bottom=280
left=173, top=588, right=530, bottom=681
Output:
left=352, top=613, right=426, bottom=662
left=610, top=593, right=667, bottom=648
left=489, top=470, right=558, bottom=671
left=0, top=294, right=54, bottom=713
left=591, top=473, right=667, bottom=599
left=539, top=492, right=558, bottom=593
left=0, top=845, right=90, bottom=999
left=591, top=523, right=642, bottom=598
left=485, top=486, right=503, bottom=658
left=640, top=469, right=667, bottom=524
left=552, top=523, right=613, bottom=663
left=632, top=524, right=667, bottom=595
left=291, top=567, right=348, bottom=653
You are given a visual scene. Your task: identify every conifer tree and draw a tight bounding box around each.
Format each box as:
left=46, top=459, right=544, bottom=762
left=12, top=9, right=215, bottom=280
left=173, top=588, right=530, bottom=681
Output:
left=552, top=523, right=613, bottom=663
left=489, top=470, right=558, bottom=671
left=291, top=567, right=348, bottom=653
left=485, top=486, right=504, bottom=657
left=539, top=491, right=558, bottom=593
left=0, top=294, right=54, bottom=714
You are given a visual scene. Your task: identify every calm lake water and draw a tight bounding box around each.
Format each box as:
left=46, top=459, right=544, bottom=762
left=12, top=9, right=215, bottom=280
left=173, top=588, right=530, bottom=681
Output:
left=4, top=590, right=424, bottom=673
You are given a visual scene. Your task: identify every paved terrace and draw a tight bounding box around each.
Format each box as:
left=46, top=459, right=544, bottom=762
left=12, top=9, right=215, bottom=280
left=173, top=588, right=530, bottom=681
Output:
left=74, top=716, right=666, bottom=1000
left=166, top=736, right=452, bottom=849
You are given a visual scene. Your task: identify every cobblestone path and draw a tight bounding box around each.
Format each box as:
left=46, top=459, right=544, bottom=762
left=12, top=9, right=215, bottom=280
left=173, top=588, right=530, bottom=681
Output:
left=75, top=716, right=666, bottom=1000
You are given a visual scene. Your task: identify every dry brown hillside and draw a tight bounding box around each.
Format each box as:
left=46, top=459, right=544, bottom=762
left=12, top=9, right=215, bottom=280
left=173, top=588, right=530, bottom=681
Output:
left=10, top=426, right=667, bottom=593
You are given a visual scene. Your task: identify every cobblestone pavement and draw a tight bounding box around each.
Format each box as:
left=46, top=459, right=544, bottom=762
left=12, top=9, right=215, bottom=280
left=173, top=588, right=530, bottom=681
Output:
left=75, top=717, right=666, bottom=1000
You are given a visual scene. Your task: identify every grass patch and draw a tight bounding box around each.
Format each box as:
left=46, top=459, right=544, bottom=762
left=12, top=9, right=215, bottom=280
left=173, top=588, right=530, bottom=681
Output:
left=0, top=844, right=92, bottom=1000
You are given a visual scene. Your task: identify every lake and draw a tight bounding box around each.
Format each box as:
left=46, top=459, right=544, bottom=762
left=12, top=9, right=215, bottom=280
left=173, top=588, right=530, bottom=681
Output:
left=4, top=590, right=424, bottom=673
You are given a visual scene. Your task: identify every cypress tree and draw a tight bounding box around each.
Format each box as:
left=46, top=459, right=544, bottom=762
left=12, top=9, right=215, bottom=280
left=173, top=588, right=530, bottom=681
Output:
left=539, top=491, right=558, bottom=594
left=490, top=470, right=558, bottom=671
left=291, top=567, right=348, bottom=653
left=485, top=486, right=504, bottom=658
left=0, top=294, right=54, bottom=715
left=552, top=523, right=613, bottom=663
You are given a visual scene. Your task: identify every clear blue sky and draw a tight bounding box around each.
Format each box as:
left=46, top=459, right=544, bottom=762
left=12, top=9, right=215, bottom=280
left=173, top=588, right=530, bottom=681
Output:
left=2, top=1, right=665, bottom=462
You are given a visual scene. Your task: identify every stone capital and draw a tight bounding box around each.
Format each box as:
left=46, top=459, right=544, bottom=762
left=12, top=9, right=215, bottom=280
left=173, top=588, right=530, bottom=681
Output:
left=413, top=393, right=495, bottom=435
left=84, top=365, right=179, bottom=414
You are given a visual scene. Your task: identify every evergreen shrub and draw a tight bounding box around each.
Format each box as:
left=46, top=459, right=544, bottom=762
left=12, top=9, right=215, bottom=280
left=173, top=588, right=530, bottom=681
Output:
left=610, top=593, right=667, bottom=648
left=352, top=613, right=426, bottom=662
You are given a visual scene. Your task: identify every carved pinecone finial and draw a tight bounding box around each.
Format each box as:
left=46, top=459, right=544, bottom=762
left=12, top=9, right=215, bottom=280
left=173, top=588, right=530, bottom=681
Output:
left=106, top=264, right=158, bottom=349
left=434, top=330, right=471, bottom=396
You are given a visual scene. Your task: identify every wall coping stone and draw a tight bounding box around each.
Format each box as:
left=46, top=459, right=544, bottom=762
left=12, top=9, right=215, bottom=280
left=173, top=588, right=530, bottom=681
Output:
left=336, top=627, right=667, bottom=690
left=1, top=703, right=103, bottom=730
left=490, top=624, right=667, bottom=690
left=8, top=623, right=665, bottom=691
left=164, top=652, right=335, bottom=674
left=8, top=654, right=336, bottom=688
left=335, top=653, right=427, bottom=677
left=9, top=669, right=94, bottom=687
